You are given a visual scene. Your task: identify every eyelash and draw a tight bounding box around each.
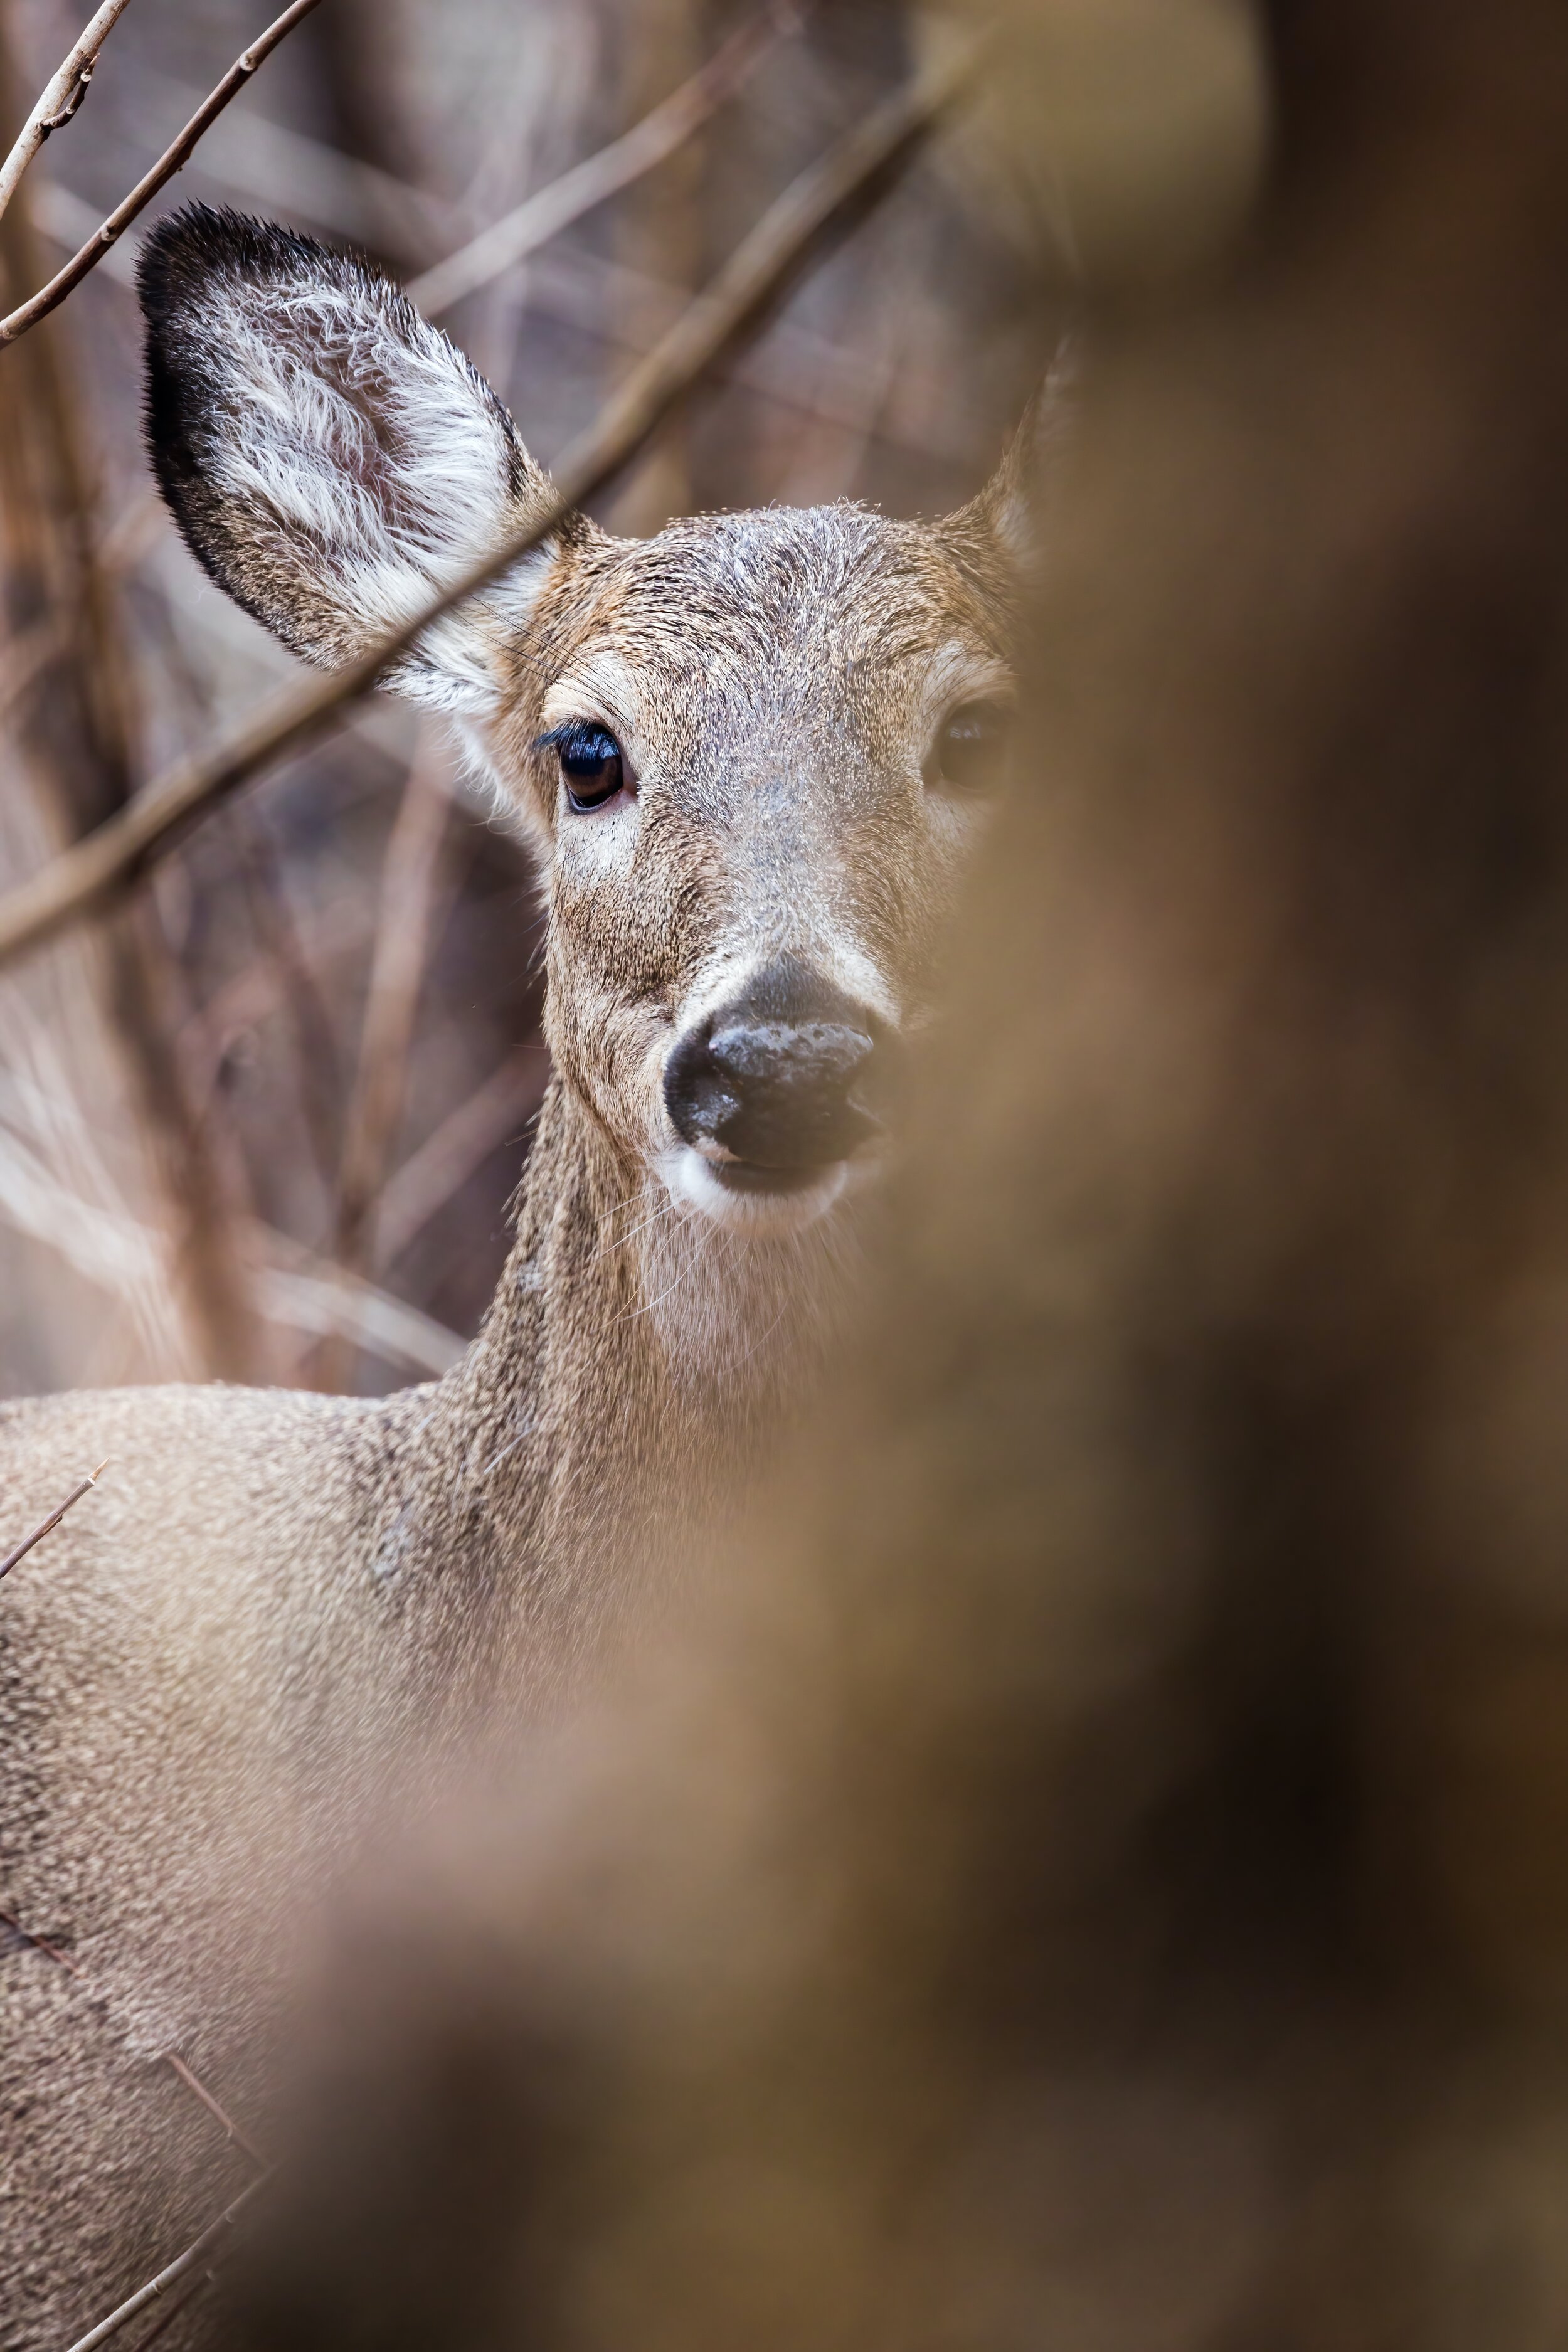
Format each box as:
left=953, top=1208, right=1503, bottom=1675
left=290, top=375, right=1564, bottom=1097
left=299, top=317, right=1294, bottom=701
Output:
left=536, top=720, right=630, bottom=813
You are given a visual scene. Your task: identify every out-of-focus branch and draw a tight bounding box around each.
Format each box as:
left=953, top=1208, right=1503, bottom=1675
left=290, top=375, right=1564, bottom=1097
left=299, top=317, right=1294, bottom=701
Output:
left=0, top=0, right=136, bottom=231
left=0, top=33, right=986, bottom=972
left=112, top=59, right=465, bottom=265
left=408, top=0, right=807, bottom=318
left=252, top=1231, right=464, bottom=1378
left=221, top=809, right=345, bottom=1194
left=376, top=1047, right=544, bottom=1270
left=137, top=563, right=347, bottom=1201
left=0, top=0, right=324, bottom=349
left=0, top=1113, right=462, bottom=1374
left=0, top=32, right=266, bottom=1380
left=320, top=731, right=453, bottom=1389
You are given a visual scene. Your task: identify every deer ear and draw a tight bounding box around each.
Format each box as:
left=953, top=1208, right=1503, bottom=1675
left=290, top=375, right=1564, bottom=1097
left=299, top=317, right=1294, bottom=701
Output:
left=958, top=336, right=1080, bottom=578
left=140, top=206, right=564, bottom=716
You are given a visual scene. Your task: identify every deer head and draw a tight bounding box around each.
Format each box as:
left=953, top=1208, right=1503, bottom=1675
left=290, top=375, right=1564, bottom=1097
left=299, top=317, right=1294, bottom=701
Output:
left=141, top=208, right=1036, bottom=1239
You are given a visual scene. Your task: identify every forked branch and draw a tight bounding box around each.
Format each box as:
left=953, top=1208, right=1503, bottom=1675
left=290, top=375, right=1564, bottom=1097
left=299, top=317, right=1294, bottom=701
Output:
left=0, top=0, right=138, bottom=233
left=0, top=0, right=325, bottom=349
left=0, top=32, right=987, bottom=970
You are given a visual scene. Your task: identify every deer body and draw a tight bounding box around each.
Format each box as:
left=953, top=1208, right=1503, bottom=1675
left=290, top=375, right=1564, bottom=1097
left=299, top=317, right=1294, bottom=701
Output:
left=0, top=206, right=1026, bottom=2342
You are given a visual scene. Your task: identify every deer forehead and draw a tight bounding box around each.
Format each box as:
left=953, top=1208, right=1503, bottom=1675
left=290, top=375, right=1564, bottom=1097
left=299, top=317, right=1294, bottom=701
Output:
left=516, top=505, right=1007, bottom=760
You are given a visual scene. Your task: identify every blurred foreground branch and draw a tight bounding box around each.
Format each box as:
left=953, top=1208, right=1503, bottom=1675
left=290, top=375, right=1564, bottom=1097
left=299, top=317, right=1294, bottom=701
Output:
left=0, top=31, right=984, bottom=972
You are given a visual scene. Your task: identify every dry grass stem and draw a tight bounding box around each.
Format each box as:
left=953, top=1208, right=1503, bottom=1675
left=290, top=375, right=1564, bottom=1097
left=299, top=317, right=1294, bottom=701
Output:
left=0, top=0, right=326, bottom=349
left=0, top=0, right=138, bottom=232
left=0, top=31, right=985, bottom=972
left=0, top=1459, right=105, bottom=1582
left=408, top=0, right=810, bottom=317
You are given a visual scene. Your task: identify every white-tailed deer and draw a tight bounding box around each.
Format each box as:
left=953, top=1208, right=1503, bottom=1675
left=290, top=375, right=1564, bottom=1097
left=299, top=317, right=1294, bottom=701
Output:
left=0, top=204, right=1035, bottom=2340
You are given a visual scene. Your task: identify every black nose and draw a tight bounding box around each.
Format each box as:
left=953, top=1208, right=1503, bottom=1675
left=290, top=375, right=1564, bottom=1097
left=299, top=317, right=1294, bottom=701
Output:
left=664, top=956, right=888, bottom=1175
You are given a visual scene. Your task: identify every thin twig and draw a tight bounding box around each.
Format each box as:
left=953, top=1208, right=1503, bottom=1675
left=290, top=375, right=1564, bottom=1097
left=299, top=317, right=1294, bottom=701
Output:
left=0, top=34, right=986, bottom=975
left=0, top=0, right=137, bottom=233
left=0, top=1460, right=106, bottom=1582
left=121, top=2268, right=216, bottom=2352
left=0, top=0, right=325, bottom=349
left=161, top=2050, right=267, bottom=2166
left=0, top=1898, right=266, bottom=2161
left=63, top=2175, right=268, bottom=2352
left=408, top=0, right=807, bottom=317
left=0, top=1903, right=88, bottom=1973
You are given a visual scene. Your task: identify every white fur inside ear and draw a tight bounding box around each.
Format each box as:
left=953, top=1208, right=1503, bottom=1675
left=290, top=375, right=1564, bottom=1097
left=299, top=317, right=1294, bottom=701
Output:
left=169, top=245, right=558, bottom=709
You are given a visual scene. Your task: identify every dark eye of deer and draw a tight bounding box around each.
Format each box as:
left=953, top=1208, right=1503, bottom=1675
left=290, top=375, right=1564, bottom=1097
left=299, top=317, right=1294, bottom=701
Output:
left=929, top=700, right=1013, bottom=792
left=554, top=722, right=627, bottom=813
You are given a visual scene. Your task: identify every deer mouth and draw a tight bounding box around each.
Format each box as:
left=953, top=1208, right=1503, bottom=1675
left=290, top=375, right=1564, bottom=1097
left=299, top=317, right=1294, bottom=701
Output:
left=707, top=1157, right=836, bottom=1198
left=657, top=1141, right=856, bottom=1230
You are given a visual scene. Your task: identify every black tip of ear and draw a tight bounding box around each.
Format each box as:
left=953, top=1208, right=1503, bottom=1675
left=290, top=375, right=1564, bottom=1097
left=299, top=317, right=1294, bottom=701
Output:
left=134, top=203, right=540, bottom=669
left=139, top=199, right=401, bottom=299
left=138, top=206, right=411, bottom=607
left=142, top=209, right=307, bottom=516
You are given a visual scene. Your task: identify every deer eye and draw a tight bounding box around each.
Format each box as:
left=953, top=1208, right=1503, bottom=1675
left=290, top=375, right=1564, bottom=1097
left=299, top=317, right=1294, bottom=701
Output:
left=928, top=700, right=1014, bottom=792
left=548, top=721, right=628, bottom=813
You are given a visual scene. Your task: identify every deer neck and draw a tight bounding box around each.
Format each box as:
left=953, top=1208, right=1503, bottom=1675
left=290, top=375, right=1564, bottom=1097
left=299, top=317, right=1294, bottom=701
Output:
left=403, top=1073, right=838, bottom=1689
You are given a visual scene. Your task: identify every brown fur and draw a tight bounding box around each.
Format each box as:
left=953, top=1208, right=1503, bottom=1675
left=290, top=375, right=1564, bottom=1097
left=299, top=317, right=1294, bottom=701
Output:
left=0, top=211, right=1026, bottom=2342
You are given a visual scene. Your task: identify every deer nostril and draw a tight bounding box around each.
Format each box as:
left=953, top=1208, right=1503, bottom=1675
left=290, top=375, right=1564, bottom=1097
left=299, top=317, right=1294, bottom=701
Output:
left=664, top=983, right=887, bottom=1173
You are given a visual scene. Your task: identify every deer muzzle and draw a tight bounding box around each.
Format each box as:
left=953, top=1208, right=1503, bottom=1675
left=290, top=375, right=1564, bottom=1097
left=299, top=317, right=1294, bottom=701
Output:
left=663, top=956, right=890, bottom=1197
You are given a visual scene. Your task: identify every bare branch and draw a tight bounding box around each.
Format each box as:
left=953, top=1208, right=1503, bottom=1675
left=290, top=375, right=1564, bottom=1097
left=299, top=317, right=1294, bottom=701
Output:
left=0, top=33, right=986, bottom=974
left=408, top=0, right=808, bottom=318
left=64, top=2176, right=267, bottom=2352
left=0, top=1459, right=106, bottom=1582
left=0, top=0, right=326, bottom=350
left=0, top=0, right=137, bottom=233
